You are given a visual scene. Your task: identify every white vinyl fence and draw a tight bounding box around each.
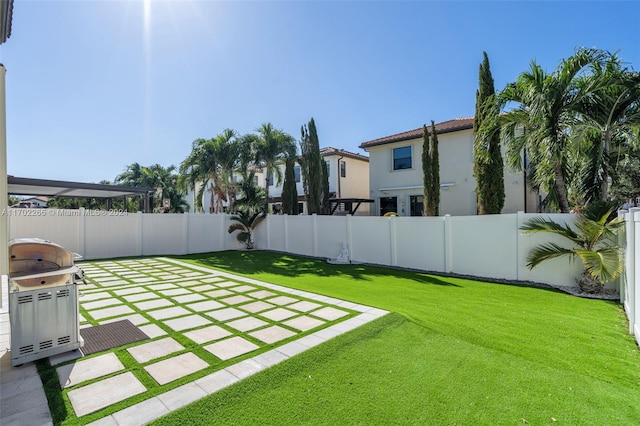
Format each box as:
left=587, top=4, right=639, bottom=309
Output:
left=621, top=209, right=640, bottom=344
left=9, top=208, right=637, bottom=344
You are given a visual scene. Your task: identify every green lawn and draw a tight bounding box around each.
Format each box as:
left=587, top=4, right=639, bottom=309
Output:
left=150, top=251, right=640, bottom=425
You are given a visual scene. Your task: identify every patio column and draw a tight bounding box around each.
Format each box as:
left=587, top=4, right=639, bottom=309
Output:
left=0, top=64, right=8, bottom=308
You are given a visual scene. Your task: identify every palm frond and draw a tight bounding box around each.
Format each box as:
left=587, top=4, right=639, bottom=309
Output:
left=526, top=243, right=575, bottom=269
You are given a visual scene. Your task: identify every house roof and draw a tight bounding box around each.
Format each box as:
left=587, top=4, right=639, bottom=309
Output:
left=1, top=0, right=13, bottom=44
left=359, top=117, right=474, bottom=149
left=320, top=147, right=369, bottom=162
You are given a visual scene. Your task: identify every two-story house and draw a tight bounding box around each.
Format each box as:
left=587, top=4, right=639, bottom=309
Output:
left=359, top=117, right=539, bottom=216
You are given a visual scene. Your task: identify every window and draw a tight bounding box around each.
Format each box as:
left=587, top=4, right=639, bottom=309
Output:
left=298, top=202, right=304, bottom=213
left=340, top=161, right=346, bottom=178
left=410, top=195, right=424, bottom=216
left=380, top=197, right=397, bottom=216
left=325, top=161, right=330, bottom=177
left=393, top=146, right=412, bottom=170
left=253, top=175, right=259, bottom=186
left=294, top=166, right=301, bottom=183
left=268, top=173, right=273, bottom=186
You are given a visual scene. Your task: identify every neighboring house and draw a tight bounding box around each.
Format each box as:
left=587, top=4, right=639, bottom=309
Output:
left=187, top=147, right=371, bottom=215
left=359, top=117, right=539, bottom=216
left=11, top=196, right=48, bottom=208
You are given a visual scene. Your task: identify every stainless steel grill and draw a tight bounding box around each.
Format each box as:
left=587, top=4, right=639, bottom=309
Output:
left=9, top=238, right=85, bottom=366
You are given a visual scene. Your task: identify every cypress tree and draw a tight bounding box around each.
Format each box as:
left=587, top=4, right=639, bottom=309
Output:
left=300, top=118, right=323, bottom=214
left=321, top=160, right=330, bottom=214
left=474, top=51, right=505, bottom=214
left=281, top=156, right=299, bottom=215
left=429, top=120, right=440, bottom=216
left=422, top=124, right=432, bottom=216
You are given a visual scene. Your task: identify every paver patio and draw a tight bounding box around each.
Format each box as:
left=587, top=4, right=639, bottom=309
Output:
left=0, top=256, right=388, bottom=425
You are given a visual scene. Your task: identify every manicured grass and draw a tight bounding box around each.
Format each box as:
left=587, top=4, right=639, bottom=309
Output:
left=152, top=250, right=640, bottom=425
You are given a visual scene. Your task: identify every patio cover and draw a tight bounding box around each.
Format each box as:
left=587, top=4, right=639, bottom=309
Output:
left=8, top=176, right=154, bottom=211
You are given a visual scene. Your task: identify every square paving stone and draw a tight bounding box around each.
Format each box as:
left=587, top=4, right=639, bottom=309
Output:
left=155, top=274, right=181, bottom=280
left=49, top=349, right=82, bottom=366
left=226, top=317, right=269, bottom=332
left=248, top=290, right=277, bottom=299
left=97, top=280, right=129, bottom=287
left=214, top=281, right=240, bottom=288
left=205, top=289, right=233, bottom=298
left=229, top=285, right=256, bottom=293
left=183, top=325, right=232, bottom=344
left=190, top=284, right=218, bottom=292
left=201, top=276, right=224, bottom=283
left=177, top=280, right=203, bottom=287
left=130, top=277, right=156, bottom=283
left=57, top=353, right=124, bottom=388
left=239, top=301, right=275, bottom=313
left=288, top=300, right=323, bottom=312
left=206, top=307, right=246, bottom=321
left=260, top=308, right=297, bottom=321
left=133, top=298, right=174, bottom=311
left=100, top=314, right=148, bottom=326
left=172, top=293, right=207, bottom=303
left=82, top=298, right=122, bottom=311
left=79, top=292, right=112, bottom=302
left=113, top=287, right=147, bottom=296
left=310, top=307, right=349, bottom=321
left=249, top=326, right=297, bottom=344
left=88, top=305, right=135, bottom=320
left=147, top=306, right=191, bottom=320
left=127, top=337, right=185, bottom=363
left=181, top=272, right=205, bottom=277
left=159, top=288, right=193, bottom=297
left=163, top=315, right=211, bottom=332
left=146, top=283, right=178, bottom=290
left=204, top=336, right=260, bottom=361
left=187, top=300, right=224, bottom=312
left=138, top=323, right=167, bottom=338
left=267, top=296, right=299, bottom=306
left=123, top=292, right=160, bottom=303
left=145, top=353, right=208, bottom=386
left=283, top=315, right=325, bottom=331
left=220, top=295, right=253, bottom=305
left=68, top=372, right=146, bottom=417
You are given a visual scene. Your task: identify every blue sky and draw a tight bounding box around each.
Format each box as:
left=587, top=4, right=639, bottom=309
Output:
left=2, top=1, right=639, bottom=183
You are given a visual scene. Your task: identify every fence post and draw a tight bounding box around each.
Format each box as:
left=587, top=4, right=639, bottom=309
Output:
left=312, top=214, right=318, bottom=257
left=284, top=214, right=289, bottom=253
left=625, top=208, right=640, bottom=334
left=390, top=215, right=397, bottom=267
left=516, top=211, right=525, bottom=281
left=633, top=210, right=640, bottom=341
left=266, top=214, right=271, bottom=251
left=346, top=214, right=353, bottom=262
left=444, top=214, right=452, bottom=273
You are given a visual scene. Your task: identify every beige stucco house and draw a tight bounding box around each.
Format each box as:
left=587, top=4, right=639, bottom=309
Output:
left=359, top=117, right=539, bottom=216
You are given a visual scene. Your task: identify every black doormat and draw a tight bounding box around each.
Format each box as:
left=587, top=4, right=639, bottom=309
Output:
left=80, top=320, right=149, bottom=355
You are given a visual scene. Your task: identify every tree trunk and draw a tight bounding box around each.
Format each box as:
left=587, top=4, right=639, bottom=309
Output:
left=554, top=165, right=571, bottom=213
left=600, top=131, right=611, bottom=201
left=264, top=168, right=270, bottom=215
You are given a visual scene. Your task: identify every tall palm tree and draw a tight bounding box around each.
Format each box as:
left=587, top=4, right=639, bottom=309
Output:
left=495, top=48, right=609, bottom=212
left=573, top=54, right=640, bottom=202
left=253, top=123, right=296, bottom=214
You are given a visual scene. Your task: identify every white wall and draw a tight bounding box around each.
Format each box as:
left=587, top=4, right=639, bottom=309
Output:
left=621, top=209, right=640, bottom=345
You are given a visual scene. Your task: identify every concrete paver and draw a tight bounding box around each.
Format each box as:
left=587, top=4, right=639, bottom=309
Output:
left=185, top=300, right=224, bottom=312
left=138, top=323, right=167, bottom=338
left=172, top=293, right=207, bottom=303
left=183, top=325, right=232, bottom=344
left=110, top=396, right=168, bottom=426
left=145, top=352, right=209, bottom=385
left=226, top=316, right=269, bottom=332
left=122, top=292, right=160, bottom=303
left=56, top=352, right=124, bottom=388
left=163, top=314, right=210, bottom=332
left=239, top=301, right=275, bottom=313
left=283, top=315, right=325, bottom=331
left=49, top=349, right=83, bottom=366
left=205, top=307, right=246, bottom=321
left=248, top=290, right=277, bottom=299
left=267, top=295, right=299, bottom=305
left=310, top=306, right=349, bottom=320
left=204, top=289, right=233, bottom=298
left=133, top=298, right=174, bottom=311
left=147, top=306, right=190, bottom=320
left=68, top=372, right=146, bottom=417
left=127, top=337, right=185, bottom=363
left=249, top=325, right=296, bottom=344
left=204, top=336, right=259, bottom=360
left=220, top=295, right=254, bottom=305
left=288, top=300, right=323, bottom=312
left=260, top=307, right=297, bottom=321
left=88, top=305, right=135, bottom=320
left=100, top=313, right=148, bottom=326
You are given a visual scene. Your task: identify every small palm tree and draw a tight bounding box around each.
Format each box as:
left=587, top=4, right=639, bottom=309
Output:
left=228, top=211, right=266, bottom=249
left=521, top=201, right=624, bottom=293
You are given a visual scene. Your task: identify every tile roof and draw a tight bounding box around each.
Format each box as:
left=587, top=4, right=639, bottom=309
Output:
left=1, top=0, right=13, bottom=45
left=320, top=147, right=369, bottom=162
left=359, top=117, right=474, bottom=149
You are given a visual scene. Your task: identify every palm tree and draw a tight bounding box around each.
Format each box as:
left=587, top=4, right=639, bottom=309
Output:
left=179, top=136, right=227, bottom=213
left=573, top=54, right=640, bottom=202
left=227, top=210, right=266, bottom=249
left=253, top=123, right=296, bottom=214
left=116, top=163, right=187, bottom=212
left=521, top=201, right=624, bottom=293
left=494, top=48, right=609, bottom=212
